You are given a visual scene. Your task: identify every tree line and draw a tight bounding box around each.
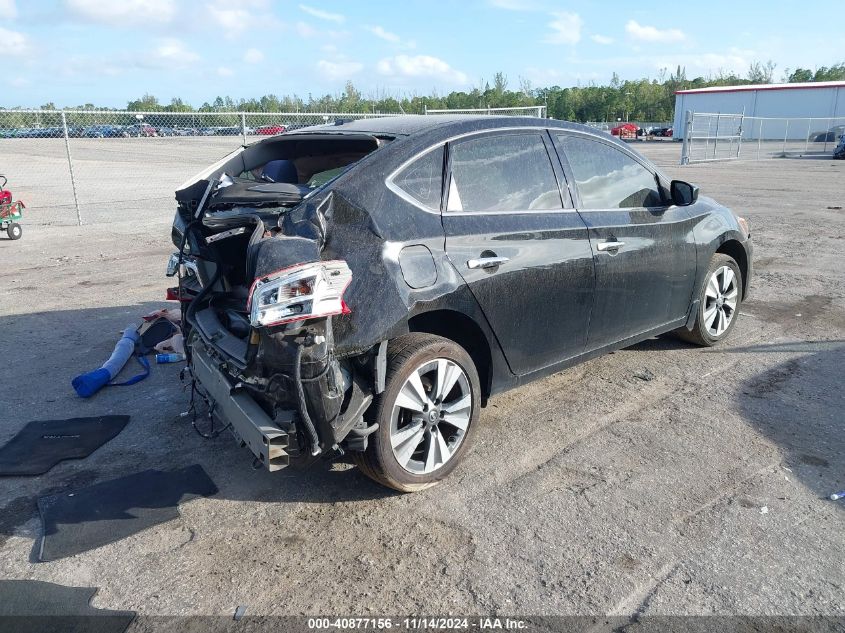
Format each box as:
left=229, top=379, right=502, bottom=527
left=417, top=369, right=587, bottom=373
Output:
left=11, top=62, right=845, bottom=124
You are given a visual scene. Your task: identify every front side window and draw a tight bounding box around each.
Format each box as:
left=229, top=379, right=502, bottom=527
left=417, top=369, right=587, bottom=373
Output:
left=558, top=135, right=663, bottom=209
left=447, top=134, right=563, bottom=213
left=392, top=145, right=445, bottom=210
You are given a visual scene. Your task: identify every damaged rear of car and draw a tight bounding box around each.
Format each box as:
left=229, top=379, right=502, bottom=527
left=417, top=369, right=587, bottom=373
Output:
left=169, top=119, right=484, bottom=491
left=168, top=115, right=752, bottom=492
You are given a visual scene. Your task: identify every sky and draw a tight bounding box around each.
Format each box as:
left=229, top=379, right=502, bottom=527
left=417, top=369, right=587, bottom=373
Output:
left=1, top=0, right=843, bottom=108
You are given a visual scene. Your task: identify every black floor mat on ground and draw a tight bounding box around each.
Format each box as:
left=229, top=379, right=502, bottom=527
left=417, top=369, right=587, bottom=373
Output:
left=0, top=416, right=130, bottom=476
left=0, top=579, right=135, bottom=633
left=37, top=464, right=218, bottom=562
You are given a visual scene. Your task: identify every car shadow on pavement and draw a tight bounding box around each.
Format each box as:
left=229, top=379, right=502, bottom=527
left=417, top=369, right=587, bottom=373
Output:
left=0, top=303, right=395, bottom=561
left=623, top=334, right=690, bottom=352
left=732, top=340, right=845, bottom=506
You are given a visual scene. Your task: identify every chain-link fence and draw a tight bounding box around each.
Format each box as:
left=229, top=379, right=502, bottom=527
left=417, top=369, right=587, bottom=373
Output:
left=424, top=105, right=547, bottom=118
left=0, top=110, right=400, bottom=226
left=680, top=111, right=845, bottom=164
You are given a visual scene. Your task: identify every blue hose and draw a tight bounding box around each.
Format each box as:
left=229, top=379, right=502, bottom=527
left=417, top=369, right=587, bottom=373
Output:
left=72, top=326, right=149, bottom=398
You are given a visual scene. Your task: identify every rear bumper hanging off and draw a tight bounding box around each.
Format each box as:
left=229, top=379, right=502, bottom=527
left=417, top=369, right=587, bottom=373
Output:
left=190, top=341, right=291, bottom=471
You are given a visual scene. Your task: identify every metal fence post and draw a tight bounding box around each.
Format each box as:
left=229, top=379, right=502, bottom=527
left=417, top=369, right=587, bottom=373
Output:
left=805, top=119, right=812, bottom=154
left=241, top=112, right=247, bottom=144
left=61, top=112, right=83, bottom=226
left=782, top=119, right=790, bottom=155
left=757, top=118, right=763, bottom=159
left=713, top=113, right=720, bottom=160
left=823, top=117, right=831, bottom=153
left=680, top=110, right=692, bottom=165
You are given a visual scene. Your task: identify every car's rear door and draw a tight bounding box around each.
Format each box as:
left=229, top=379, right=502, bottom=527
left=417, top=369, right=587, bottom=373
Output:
left=554, top=133, right=698, bottom=350
left=442, top=129, right=595, bottom=376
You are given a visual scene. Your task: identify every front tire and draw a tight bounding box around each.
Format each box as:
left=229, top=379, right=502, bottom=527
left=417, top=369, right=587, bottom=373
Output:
left=353, top=333, right=480, bottom=492
left=677, top=253, right=742, bottom=346
left=6, top=223, right=22, bottom=240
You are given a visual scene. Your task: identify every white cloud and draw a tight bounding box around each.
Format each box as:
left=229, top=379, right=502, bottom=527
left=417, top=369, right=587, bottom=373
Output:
left=217, top=66, right=234, bottom=77
left=0, top=0, right=17, bottom=19
left=243, top=47, right=264, bottom=63
left=207, top=0, right=278, bottom=38
left=64, top=0, right=176, bottom=25
left=488, top=0, right=538, bottom=9
left=625, top=20, right=685, bottom=43
left=591, top=34, right=614, bottom=45
left=154, top=38, right=200, bottom=66
left=366, top=25, right=400, bottom=44
left=376, top=54, right=468, bottom=84
left=209, top=6, right=251, bottom=37
left=0, top=26, right=29, bottom=57
left=544, top=12, right=582, bottom=45
left=299, top=4, right=344, bottom=23
left=316, top=59, right=363, bottom=80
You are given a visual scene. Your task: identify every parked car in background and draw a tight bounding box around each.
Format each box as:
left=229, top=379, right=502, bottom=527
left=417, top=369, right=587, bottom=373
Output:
left=21, top=127, right=64, bottom=138
left=611, top=122, right=640, bottom=138
left=214, top=126, right=242, bottom=136
left=83, top=125, right=130, bottom=138
left=255, top=124, right=287, bottom=135
left=167, top=115, right=752, bottom=492
left=808, top=125, right=845, bottom=142
left=125, top=123, right=158, bottom=137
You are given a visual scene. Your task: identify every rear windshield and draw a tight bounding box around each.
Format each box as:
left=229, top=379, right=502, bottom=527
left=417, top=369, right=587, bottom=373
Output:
left=238, top=135, right=388, bottom=191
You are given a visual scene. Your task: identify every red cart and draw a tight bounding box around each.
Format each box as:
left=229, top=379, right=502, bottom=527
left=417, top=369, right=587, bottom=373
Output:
left=0, top=176, right=24, bottom=240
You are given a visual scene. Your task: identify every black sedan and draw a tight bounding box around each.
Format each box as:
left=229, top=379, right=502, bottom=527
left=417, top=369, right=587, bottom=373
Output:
left=168, top=115, right=752, bottom=492
left=808, top=125, right=845, bottom=142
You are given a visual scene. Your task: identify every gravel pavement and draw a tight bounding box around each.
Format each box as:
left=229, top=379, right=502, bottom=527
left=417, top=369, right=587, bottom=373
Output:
left=0, top=144, right=843, bottom=627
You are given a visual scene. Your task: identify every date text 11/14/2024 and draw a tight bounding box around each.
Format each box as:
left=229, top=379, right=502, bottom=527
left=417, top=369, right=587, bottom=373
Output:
left=306, top=617, right=528, bottom=630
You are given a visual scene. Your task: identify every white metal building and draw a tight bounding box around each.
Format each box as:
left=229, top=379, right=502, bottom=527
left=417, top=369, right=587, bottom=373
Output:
left=673, top=81, right=845, bottom=139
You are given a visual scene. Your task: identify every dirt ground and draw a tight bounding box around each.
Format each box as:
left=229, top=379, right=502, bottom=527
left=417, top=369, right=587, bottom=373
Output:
left=0, top=143, right=843, bottom=627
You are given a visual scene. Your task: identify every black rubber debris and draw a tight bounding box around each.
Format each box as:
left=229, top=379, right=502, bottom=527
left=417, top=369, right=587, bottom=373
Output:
left=0, top=579, right=135, bottom=633
left=37, top=464, right=218, bottom=562
left=0, top=416, right=130, bottom=476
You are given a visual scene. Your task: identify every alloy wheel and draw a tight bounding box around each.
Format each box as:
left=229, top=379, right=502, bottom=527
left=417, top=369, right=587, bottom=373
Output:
left=390, top=358, right=472, bottom=475
left=703, top=265, right=738, bottom=337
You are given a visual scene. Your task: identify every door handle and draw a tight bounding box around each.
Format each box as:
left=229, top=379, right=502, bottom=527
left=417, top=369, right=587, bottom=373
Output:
left=596, top=241, right=625, bottom=252
left=467, top=256, right=509, bottom=270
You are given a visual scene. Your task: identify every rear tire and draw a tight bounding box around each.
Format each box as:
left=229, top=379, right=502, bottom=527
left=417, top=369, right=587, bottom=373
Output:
left=676, top=253, right=742, bottom=346
left=7, top=223, right=22, bottom=240
left=352, top=333, right=480, bottom=493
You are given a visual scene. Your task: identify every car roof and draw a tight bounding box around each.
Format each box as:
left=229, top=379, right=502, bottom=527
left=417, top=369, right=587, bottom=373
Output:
left=296, top=114, right=597, bottom=137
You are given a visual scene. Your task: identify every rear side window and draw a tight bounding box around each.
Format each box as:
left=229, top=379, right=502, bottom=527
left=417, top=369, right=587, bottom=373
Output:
left=558, top=135, right=663, bottom=209
left=447, top=134, right=563, bottom=213
left=392, top=145, right=445, bottom=210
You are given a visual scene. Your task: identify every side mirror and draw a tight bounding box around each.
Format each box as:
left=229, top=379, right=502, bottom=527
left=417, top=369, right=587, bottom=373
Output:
left=670, top=180, right=699, bottom=206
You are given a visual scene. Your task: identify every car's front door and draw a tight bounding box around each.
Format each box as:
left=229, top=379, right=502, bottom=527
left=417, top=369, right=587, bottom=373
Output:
left=442, top=130, right=595, bottom=376
left=554, top=133, right=698, bottom=351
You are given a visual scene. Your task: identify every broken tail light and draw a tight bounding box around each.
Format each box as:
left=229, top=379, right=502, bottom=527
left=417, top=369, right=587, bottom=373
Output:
left=248, top=261, right=352, bottom=327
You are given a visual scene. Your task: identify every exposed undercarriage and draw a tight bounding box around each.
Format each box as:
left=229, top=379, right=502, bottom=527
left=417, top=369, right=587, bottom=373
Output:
left=171, top=134, right=389, bottom=469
